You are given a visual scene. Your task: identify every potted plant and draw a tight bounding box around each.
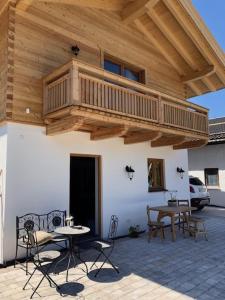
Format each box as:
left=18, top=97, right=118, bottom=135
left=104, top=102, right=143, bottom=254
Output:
left=128, top=225, right=140, bottom=238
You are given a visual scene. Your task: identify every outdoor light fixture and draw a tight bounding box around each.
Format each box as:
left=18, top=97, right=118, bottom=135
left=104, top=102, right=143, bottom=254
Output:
left=71, top=45, right=80, bottom=56
left=125, top=165, right=135, bottom=180
left=177, top=167, right=185, bottom=179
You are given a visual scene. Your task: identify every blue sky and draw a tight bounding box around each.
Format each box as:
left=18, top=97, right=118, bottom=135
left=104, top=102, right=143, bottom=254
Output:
left=190, top=0, right=225, bottom=119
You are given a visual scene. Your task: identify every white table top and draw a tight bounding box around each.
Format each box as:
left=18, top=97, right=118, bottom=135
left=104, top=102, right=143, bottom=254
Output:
left=55, top=226, right=90, bottom=236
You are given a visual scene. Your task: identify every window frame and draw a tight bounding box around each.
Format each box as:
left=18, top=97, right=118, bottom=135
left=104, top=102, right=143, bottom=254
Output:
left=204, top=168, right=220, bottom=188
left=103, top=54, right=146, bottom=84
left=148, top=158, right=165, bottom=192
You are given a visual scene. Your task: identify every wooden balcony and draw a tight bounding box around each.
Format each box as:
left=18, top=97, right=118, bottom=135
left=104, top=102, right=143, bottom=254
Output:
left=43, top=59, right=209, bottom=149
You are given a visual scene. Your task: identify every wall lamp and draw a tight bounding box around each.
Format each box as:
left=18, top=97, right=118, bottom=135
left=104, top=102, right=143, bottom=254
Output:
left=71, top=45, right=80, bottom=56
left=177, top=167, right=185, bottom=179
left=125, top=166, right=135, bottom=181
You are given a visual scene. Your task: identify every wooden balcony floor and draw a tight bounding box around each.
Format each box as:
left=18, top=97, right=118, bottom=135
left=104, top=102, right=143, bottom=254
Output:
left=44, top=105, right=208, bottom=149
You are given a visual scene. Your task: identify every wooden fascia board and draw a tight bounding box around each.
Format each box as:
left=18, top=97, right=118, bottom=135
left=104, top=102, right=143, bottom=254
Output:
left=124, top=131, right=161, bottom=144
left=121, top=0, right=159, bottom=25
left=181, top=65, right=215, bottom=83
left=91, top=126, right=129, bottom=140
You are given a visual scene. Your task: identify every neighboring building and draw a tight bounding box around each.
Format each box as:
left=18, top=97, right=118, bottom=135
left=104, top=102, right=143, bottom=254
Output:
left=189, top=118, right=225, bottom=207
left=0, top=0, right=225, bottom=263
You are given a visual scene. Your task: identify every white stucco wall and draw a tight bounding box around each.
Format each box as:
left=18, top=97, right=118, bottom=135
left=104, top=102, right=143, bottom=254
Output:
left=188, top=144, right=225, bottom=207
left=0, top=125, right=7, bottom=264
left=3, top=122, right=189, bottom=262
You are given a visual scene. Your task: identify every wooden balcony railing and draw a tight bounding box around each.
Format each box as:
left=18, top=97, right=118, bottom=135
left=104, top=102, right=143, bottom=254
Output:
left=43, top=59, right=208, bottom=135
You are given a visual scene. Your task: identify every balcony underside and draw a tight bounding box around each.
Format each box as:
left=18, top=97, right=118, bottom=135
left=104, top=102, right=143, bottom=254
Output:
left=44, top=105, right=208, bottom=150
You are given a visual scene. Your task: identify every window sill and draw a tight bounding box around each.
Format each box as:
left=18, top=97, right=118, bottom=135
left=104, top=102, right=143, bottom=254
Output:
left=207, top=186, right=220, bottom=190
left=148, top=189, right=167, bottom=193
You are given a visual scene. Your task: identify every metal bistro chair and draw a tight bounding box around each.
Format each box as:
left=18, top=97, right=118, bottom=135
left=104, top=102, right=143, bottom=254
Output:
left=14, top=213, right=41, bottom=274
left=90, top=215, right=119, bottom=277
left=146, top=205, right=165, bottom=242
left=46, top=210, right=68, bottom=248
left=23, top=229, right=61, bottom=299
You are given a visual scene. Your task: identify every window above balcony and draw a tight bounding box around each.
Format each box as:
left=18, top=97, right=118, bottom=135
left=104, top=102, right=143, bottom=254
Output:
left=104, top=55, right=145, bottom=84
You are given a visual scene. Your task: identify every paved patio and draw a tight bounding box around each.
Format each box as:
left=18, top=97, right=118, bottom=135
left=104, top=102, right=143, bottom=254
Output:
left=1, top=207, right=225, bottom=300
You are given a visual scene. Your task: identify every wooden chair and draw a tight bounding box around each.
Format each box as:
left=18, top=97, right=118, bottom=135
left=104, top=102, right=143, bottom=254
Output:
left=177, top=200, right=190, bottom=232
left=185, top=216, right=208, bottom=241
left=146, top=206, right=165, bottom=242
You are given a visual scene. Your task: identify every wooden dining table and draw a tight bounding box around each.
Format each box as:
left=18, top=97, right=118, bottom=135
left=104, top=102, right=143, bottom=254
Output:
left=149, top=205, right=197, bottom=241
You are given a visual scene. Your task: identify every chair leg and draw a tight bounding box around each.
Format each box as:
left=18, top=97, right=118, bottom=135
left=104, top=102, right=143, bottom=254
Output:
left=23, top=267, right=37, bottom=290
left=159, top=227, right=163, bottom=241
left=94, top=254, right=118, bottom=277
left=26, top=246, right=29, bottom=275
left=14, top=244, right=18, bottom=268
left=162, top=227, right=165, bottom=239
left=90, top=252, right=102, bottom=270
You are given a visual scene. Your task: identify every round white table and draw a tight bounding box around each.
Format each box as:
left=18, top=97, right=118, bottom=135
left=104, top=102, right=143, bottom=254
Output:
left=54, top=225, right=90, bottom=281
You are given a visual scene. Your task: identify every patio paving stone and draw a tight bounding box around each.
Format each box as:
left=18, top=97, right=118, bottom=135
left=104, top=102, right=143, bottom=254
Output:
left=1, top=207, right=225, bottom=299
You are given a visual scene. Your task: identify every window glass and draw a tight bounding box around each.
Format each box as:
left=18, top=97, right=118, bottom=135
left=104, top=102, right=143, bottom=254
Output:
left=205, top=168, right=219, bottom=186
left=124, top=68, right=139, bottom=82
left=148, top=159, right=164, bottom=192
left=104, top=60, right=121, bottom=75
left=104, top=57, right=144, bottom=83
left=189, top=177, right=204, bottom=186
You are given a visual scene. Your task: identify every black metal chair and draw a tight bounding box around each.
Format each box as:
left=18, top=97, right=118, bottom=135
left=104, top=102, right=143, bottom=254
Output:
left=15, top=210, right=68, bottom=275
left=23, top=229, right=61, bottom=299
left=46, top=210, right=68, bottom=249
left=14, top=213, right=41, bottom=274
left=90, top=215, right=119, bottom=277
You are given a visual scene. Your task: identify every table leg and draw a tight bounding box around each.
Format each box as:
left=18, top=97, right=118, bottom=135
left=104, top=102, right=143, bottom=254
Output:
left=171, top=216, right=176, bottom=242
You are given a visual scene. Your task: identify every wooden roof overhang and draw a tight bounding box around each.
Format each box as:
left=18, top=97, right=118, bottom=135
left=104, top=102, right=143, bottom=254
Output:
left=15, top=0, right=225, bottom=98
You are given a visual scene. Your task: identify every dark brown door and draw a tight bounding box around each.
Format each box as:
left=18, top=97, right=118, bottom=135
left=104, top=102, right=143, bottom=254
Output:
left=70, top=156, right=96, bottom=234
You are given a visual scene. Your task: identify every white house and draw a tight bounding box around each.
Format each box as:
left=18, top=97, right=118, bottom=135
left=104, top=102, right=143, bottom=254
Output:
left=189, top=117, right=225, bottom=207
left=0, top=0, right=225, bottom=264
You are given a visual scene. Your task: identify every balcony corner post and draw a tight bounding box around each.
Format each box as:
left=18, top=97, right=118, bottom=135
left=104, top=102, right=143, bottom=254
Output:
left=70, top=63, right=80, bottom=105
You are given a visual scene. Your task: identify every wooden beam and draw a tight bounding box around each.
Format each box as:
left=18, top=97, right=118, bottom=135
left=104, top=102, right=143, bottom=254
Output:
left=0, top=0, right=9, bottom=16
left=173, top=139, right=208, bottom=150
left=71, top=107, right=208, bottom=140
left=124, top=131, right=161, bottom=144
left=38, top=0, right=124, bottom=11
left=151, top=135, right=185, bottom=147
left=16, top=0, right=34, bottom=11
left=91, top=126, right=129, bottom=141
left=147, top=10, right=197, bottom=70
left=46, top=117, right=83, bottom=135
left=164, top=0, right=225, bottom=86
left=15, top=8, right=98, bottom=50
left=121, top=0, right=159, bottom=25
left=181, top=65, right=215, bottom=83
left=202, top=77, right=217, bottom=92
left=187, top=82, right=202, bottom=96
left=134, top=19, right=184, bottom=75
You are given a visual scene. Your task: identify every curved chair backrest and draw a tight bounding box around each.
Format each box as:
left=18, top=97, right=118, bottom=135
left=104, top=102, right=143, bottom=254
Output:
left=46, top=210, right=66, bottom=232
left=108, top=215, right=118, bottom=241
left=16, top=213, right=41, bottom=239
